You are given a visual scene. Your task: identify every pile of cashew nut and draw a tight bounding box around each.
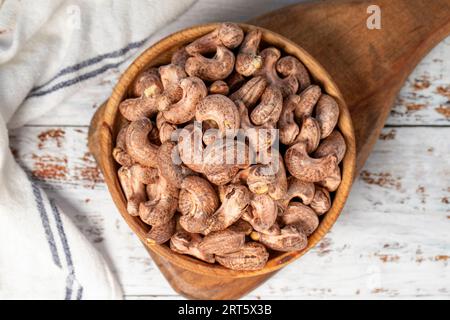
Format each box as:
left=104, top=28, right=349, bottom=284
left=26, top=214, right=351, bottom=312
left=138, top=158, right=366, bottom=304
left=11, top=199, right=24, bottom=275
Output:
left=114, top=23, right=346, bottom=271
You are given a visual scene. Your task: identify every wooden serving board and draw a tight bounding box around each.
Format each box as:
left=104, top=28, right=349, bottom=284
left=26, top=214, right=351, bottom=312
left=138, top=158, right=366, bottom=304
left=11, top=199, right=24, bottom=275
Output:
left=89, top=0, right=450, bottom=299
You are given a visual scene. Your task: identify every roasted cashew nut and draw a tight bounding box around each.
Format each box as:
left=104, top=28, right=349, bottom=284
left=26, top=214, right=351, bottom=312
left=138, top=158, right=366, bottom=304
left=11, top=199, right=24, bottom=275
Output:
left=255, top=47, right=298, bottom=97
left=203, top=184, right=250, bottom=235
left=185, top=46, right=236, bottom=81
left=185, top=23, right=244, bottom=55
left=251, top=225, right=307, bottom=252
left=113, top=123, right=134, bottom=167
left=170, top=231, right=215, bottom=263
left=316, top=94, right=340, bottom=139
left=294, top=85, right=322, bottom=120
left=285, top=142, right=338, bottom=182
left=236, top=100, right=276, bottom=153
left=246, top=150, right=287, bottom=200
left=292, top=116, right=321, bottom=153
left=138, top=175, right=179, bottom=226
left=159, top=76, right=207, bottom=124
left=198, top=229, right=245, bottom=255
left=208, top=80, right=229, bottom=95
left=195, top=94, right=241, bottom=138
left=310, top=186, right=331, bottom=215
left=242, top=193, right=278, bottom=233
left=276, top=55, right=311, bottom=92
left=317, top=165, right=341, bottom=192
left=129, top=67, right=163, bottom=98
left=229, top=76, right=267, bottom=108
left=145, top=217, right=176, bottom=245
left=236, top=28, right=263, bottom=76
left=215, top=242, right=269, bottom=271
left=178, top=176, right=220, bottom=234
left=278, top=94, right=301, bottom=145
left=281, top=202, right=319, bottom=236
left=250, top=85, right=283, bottom=126
left=278, top=176, right=315, bottom=211
left=125, top=118, right=159, bottom=168
left=314, top=130, right=347, bottom=164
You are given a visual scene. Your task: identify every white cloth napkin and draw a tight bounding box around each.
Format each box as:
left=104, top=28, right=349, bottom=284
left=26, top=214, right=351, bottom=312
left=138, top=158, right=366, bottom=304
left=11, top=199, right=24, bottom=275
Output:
left=0, top=0, right=194, bottom=299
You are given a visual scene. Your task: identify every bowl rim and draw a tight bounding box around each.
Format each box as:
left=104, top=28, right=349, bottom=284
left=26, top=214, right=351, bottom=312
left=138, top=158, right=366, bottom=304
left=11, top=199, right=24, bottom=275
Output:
left=101, top=22, right=356, bottom=278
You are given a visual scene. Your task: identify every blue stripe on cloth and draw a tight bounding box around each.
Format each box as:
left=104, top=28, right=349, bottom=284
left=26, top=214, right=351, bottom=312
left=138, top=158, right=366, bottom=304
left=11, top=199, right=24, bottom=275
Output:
left=27, top=57, right=131, bottom=98
left=30, top=37, right=150, bottom=94
left=77, top=286, right=83, bottom=300
left=49, top=199, right=84, bottom=300
left=31, top=182, right=62, bottom=268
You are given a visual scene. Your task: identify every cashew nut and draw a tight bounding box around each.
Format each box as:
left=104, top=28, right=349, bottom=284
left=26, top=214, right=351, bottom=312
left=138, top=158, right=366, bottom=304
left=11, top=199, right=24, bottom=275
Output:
left=198, top=229, right=245, bottom=255
left=242, top=193, right=278, bottom=233
left=159, top=76, right=207, bottom=124
left=255, top=47, right=298, bottom=97
left=314, top=130, right=346, bottom=164
left=177, top=123, right=205, bottom=173
left=276, top=55, right=311, bottom=92
left=294, top=85, right=321, bottom=120
left=125, top=118, right=159, bottom=168
left=113, top=123, right=134, bottom=167
left=146, top=216, right=176, bottom=244
left=278, top=94, right=301, bottom=145
left=281, top=202, right=319, bottom=236
left=310, top=186, right=331, bottom=215
left=138, top=175, right=179, bottom=226
left=316, top=94, right=340, bottom=139
left=156, top=113, right=177, bottom=143
left=118, top=165, right=147, bottom=216
left=317, top=165, right=341, bottom=192
left=229, top=76, right=267, bottom=107
left=292, top=116, right=321, bottom=153
left=251, top=225, right=307, bottom=252
left=171, top=46, right=190, bottom=68
left=279, top=176, right=315, bottom=210
left=236, top=28, right=263, bottom=76
left=285, top=142, right=338, bottom=182
left=129, top=67, right=163, bottom=98
left=195, top=94, right=241, bottom=137
left=250, top=85, right=283, bottom=126
left=185, top=45, right=235, bottom=81
left=178, top=176, right=220, bottom=234
left=215, top=242, right=269, bottom=270
left=208, top=80, right=229, bottom=95
left=203, top=184, right=250, bottom=235
left=226, top=71, right=246, bottom=93
left=185, top=23, right=244, bottom=55
left=170, top=231, right=215, bottom=263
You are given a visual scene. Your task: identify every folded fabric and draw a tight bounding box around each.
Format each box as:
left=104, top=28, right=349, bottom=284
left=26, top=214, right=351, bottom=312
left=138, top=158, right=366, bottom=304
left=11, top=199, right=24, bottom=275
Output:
left=0, top=0, right=194, bottom=299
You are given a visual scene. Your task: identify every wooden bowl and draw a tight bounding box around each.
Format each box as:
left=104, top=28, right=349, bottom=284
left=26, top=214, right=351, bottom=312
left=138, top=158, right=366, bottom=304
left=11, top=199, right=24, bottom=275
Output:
left=91, top=23, right=356, bottom=279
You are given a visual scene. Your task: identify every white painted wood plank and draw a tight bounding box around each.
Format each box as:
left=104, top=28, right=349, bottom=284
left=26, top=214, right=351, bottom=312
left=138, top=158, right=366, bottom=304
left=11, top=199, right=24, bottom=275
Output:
left=8, top=126, right=450, bottom=298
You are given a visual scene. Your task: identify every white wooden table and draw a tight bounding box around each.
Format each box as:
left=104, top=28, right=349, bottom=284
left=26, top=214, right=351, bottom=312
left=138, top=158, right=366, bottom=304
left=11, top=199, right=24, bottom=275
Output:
left=9, top=0, right=450, bottom=299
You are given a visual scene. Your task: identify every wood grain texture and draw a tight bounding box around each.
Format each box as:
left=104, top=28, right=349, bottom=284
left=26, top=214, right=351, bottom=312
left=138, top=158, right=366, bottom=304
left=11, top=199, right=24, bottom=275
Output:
left=250, top=0, right=450, bottom=173
left=8, top=0, right=450, bottom=299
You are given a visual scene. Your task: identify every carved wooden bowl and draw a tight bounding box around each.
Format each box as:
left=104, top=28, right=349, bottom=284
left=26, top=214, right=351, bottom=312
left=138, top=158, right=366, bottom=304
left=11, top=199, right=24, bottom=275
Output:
left=89, top=23, right=356, bottom=293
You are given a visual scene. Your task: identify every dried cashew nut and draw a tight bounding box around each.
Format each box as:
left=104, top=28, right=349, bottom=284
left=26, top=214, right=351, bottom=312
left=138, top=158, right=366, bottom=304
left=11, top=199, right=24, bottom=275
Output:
left=170, top=231, right=215, bottom=263
left=317, top=165, right=341, bottom=192
left=282, top=202, right=319, bottom=236
left=113, top=124, right=134, bottom=167
left=251, top=225, right=307, bottom=252
left=125, top=118, right=159, bottom=168
left=242, top=193, right=278, bottom=233
left=208, top=80, right=229, bottom=95
left=310, top=186, right=331, bottom=215
left=235, top=28, right=263, bottom=76
left=145, top=217, right=176, bottom=244
left=185, top=46, right=236, bottom=81
left=294, top=85, right=322, bottom=120
left=314, top=130, right=346, bottom=164
left=215, top=242, right=269, bottom=270
left=198, top=229, right=245, bottom=255
left=276, top=55, right=311, bottom=92
left=316, top=94, right=340, bottom=139
left=278, top=94, right=301, bottom=145
left=250, top=85, right=283, bottom=126
left=229, top=76, right=267, bottom=107
left=292, top=116, right=321, bottom=153
left=285, top=142, right=338, bottom=182
left=129, top=67, right=163, bottom=98
left=185, top=23, right=244, bottom=55
left=279, top=176, right=315, bottom=210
